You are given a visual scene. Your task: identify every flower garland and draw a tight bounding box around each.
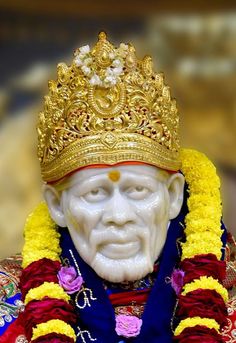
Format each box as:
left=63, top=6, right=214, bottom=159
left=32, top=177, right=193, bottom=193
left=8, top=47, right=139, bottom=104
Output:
left=20, top=148, right=228, bottom=342
left=20, top=203, right=77, bottom=342
left=173, top=149, right=227, bottom=341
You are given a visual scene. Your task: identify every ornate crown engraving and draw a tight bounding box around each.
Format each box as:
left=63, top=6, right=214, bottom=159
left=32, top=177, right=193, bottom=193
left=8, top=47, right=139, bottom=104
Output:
left=38, top=32, right=181, bottom=182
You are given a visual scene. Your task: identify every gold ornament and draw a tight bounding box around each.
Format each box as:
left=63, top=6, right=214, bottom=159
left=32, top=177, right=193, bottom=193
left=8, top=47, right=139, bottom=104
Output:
left=38, top=32, right=181, bottom=182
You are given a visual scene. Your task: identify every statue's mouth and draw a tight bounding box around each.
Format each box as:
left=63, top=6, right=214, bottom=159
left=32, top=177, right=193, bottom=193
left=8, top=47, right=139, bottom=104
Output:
left=99, top=240, right=140, bottom=259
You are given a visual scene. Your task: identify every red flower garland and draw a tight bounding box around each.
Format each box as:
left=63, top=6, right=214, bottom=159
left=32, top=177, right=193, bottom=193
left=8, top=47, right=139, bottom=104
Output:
left=175, top=254, right=227, bottom=341
left=177, top=289, right=228, bottom=328
left=180, top=254, right=226, bottom=285
left=174, top=325, right=224, bottom=343
left=20, top=258, right=76, bottom=341
left=20, top=258, right=61, bottom=300
left=21, top=298, right=77, bottom=339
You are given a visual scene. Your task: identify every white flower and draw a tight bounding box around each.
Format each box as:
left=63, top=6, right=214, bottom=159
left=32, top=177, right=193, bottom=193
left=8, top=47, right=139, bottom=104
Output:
left=109, top=52, right=115, bottom=59
left=110, top=79, right=117, bottom=86
left=112, top=59, right=122, bottom=67
left=105, top=76, right=112, bottom=82
left=105, top=67, right=113, bottom=76
left=79, top=45, right=90, bottom=55
left=105, top=75, right=117, bottom=86
left=113, top=66, right=123, bottom=76
left=81, top=65, right=91, bottom=75
left=90, top=74, right=102, bottom=86
left=74, top=56, right=83, bottom=67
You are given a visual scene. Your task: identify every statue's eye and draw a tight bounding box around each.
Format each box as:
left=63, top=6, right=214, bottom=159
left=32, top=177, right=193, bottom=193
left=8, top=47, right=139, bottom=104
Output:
left=91, top=189, right=99, bottom=195
left=126, top=185, right=151, bottom=200
left=83, top=187, right=108, bottom=202
left=135, top=186, right=144, bottom=192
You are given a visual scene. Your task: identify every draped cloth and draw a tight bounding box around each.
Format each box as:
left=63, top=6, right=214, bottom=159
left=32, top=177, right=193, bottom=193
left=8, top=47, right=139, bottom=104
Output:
left=59, top=194, right=188, bottom=343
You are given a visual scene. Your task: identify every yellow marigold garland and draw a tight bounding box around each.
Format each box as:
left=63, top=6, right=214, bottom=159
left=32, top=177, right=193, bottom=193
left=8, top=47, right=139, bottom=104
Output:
left=181, top=232, right=223, bottom=259
left=22, top=202, right=61, bottom=268
left=31, top=319, right=76, bottom=341
left=181, top=276, right=228, bottom=303
left=24, top=281, right=70, bottom=305
left=174, top=317, right=220, bottom=336
left=180, top=149, right=223, bottom=261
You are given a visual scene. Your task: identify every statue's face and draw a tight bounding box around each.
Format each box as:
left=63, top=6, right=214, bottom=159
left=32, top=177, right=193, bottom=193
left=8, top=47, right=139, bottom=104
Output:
left=45, top=164, right=184, bottom=282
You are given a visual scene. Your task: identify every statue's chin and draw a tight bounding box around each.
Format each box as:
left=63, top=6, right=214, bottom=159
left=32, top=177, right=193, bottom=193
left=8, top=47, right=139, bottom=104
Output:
left=90, top=252, right=154, bottom=283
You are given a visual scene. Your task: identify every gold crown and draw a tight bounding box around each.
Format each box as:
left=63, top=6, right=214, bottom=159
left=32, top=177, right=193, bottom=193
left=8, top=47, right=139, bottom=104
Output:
left=38, top=32, right=181, bottom=182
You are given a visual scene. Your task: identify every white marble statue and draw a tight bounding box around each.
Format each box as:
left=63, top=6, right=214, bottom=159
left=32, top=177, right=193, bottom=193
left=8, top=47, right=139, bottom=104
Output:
left=44, top=165, right=185, bottom=282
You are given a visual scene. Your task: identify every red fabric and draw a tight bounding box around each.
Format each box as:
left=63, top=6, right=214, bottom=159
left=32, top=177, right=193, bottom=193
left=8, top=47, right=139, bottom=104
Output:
left=180, top=254, right=226, bottom=284
left=0, top=318, right=26, bottom=343
left=20, top=298, right=77, bottom=340
left=174, top=325, right=224, bottom=343
left=109, top=288, right=150, bottom=306
left=177, top=289, right=228, bottom=329
left=223, top=232, right=236, bottom=289
left=222, top=296, right=236, bottom=342
left=20, top=258, right=61, bottom=300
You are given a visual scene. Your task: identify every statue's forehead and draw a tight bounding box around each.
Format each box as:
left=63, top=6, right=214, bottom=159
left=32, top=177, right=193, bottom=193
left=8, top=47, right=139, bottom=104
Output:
left=52, top=165, right=173, bottom=191
left=67, top=164, right=162, bottom=183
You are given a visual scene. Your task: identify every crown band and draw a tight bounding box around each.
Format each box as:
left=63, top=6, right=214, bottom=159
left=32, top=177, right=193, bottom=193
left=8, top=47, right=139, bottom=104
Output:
left=41, top=132, right=180, bottom=182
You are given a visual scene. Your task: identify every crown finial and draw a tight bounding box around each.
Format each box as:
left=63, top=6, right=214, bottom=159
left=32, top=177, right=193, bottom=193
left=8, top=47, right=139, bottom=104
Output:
left=98, top=31, right=107, bottom=41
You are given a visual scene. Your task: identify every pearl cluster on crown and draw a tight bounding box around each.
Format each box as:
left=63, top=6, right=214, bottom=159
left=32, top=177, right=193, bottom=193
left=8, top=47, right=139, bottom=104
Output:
left=73, top=42, right=129, bottom=88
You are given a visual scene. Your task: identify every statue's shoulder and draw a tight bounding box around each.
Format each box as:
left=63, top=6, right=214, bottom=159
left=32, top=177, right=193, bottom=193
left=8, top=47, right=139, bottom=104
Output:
left=0, top=255, right=27, bottom=342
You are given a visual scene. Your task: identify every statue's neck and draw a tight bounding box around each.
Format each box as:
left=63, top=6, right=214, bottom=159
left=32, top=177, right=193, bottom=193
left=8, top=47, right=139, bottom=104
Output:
left=103, top=262, right=159, bottom=292
left=102, top=262, right=159, bottom=319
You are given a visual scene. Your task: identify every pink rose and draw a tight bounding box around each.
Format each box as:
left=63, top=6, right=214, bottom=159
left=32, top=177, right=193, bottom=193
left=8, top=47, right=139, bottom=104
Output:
left=58, top=266, right=83, bottom=294
left=115, top=314, right=142, bottom=338
left=171, top=269, right=185, bottom=295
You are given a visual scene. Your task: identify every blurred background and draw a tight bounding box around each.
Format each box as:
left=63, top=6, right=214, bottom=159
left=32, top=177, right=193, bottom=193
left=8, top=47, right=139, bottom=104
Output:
left=0, top=1, right=236, bottom=258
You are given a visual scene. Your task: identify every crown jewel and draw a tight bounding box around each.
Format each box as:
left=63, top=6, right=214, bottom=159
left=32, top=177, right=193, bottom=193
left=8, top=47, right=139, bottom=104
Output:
left=38, top=32, right=181, bottom=182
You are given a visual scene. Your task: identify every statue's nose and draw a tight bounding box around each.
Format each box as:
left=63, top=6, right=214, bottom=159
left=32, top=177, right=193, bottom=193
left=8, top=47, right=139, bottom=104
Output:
left=102, top=190, right=136, bottom=227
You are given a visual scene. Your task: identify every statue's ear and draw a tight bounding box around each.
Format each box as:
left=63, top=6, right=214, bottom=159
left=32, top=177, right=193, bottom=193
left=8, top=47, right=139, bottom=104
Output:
left=166, top=173, right=185, bottom=220
left=43, top=184, right=67, bottom=227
